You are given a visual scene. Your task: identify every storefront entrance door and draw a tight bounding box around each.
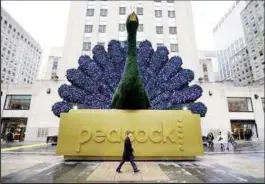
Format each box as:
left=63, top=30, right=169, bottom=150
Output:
left=231, top=120, right=258, bottom=141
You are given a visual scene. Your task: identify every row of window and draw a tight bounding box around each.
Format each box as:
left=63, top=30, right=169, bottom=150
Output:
left=84, top=24, right=177, bottom=35
left=3, top=95, right=265, bottom=112
left=86, top=8, right=176, bottom=18
left=83, top=41, right=179, bottom=52
left=1, top=19, right=41, bottom=54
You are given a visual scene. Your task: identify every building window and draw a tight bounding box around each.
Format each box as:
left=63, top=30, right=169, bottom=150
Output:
left=37, top=128, right=48, bottom=138
left=170, top=44, right=178, bottom=52
left=4, top=95, right=32, bottom=110
left=157, top=43, right=164, bottom=47
left=100, top=9, right=108, bottom=17
left=119, top=24, right=125, bottom=32
left=169, top=27, right=177, bottom=34
left=86, top=9, right=94, bottom=16
left=154, top=0, right=161, bottom=2
left=138, top=24, right=143, bottom=32
left=137, top=7, right=143, bottom=15
left=167, top=0, right=174, bottom=3
left=168, top=11, right=175, bottom=18
left=203, top=64, right=208, bottom=72
left=227, top=97, right=253, bottom=112
left=99, top=25, right=106, bottom=33
left=156, top=26, right=163, bottom=34
left=85, top=25, right=93, bottom=33
left=52, top=61, right=58, bottom=70
left=155, top=10, right=162, bottom=18
left=119, top=7, right=126, bottom=15
left=83, top=42, right=91, bottom=51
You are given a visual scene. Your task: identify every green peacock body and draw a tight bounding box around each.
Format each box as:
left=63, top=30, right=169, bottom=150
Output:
left=111, top=12, right=150, bottom=109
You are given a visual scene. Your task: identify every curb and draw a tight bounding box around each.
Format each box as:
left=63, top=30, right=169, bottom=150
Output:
left=1, top=151, right=57, bottom=155
left=1, top=143, right=47, bottom=151
left=1, top=151, right=264, bottom=156
left=204, top=151, right=264, bottom=155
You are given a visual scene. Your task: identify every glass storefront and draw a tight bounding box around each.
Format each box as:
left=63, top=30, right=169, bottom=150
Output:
left=227, top=97, right=253, bottom=112
left=1, top=118, right=27, bottom=142
left=4, top=95, right=32, bottom=110
left=231, top=120, right=258, bottom=141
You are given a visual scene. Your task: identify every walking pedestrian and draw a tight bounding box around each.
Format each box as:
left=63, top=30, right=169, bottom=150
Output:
left=217, top=131, right=226, bottom=150
left=116, top=131, right=140, bottom=173
left=227, top=131, right=237, bottom=150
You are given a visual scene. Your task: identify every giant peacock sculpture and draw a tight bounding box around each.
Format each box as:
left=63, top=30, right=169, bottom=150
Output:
left=52, top=12, right=207, bottom=118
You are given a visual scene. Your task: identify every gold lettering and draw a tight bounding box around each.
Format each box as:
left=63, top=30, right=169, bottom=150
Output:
left=107, top=129, right=121, bottom=143
left=162, top=122, right=176, bottom=143
left=120, top=129, right=127, bottom=141
left=93, top=129, right=106, bottom=143
left=76, top=128, right=92, bottom=153
left=150, top=129, right=162, bottom=143
left=135, top=129, right=148, bottom=143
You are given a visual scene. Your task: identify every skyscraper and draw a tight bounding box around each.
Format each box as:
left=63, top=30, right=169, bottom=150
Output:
left=241, top=0, right=264, bottom=86
left=58, top=0, right=201, bottom=80
left=1, top=7, right=42, bottom=84
left=213, top=1, right=249, bottom=82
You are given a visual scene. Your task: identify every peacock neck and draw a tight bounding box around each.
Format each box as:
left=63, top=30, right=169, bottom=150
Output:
left=127, top=32, right=137, bottom=58
left=122, top=31, right=138, bottom=78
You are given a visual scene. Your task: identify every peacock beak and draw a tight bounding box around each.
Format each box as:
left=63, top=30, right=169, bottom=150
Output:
left=129, top=12, right=137, bottom=22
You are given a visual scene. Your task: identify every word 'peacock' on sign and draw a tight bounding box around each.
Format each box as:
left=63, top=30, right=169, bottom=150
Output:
left=78, top=122, right=182, bottom=145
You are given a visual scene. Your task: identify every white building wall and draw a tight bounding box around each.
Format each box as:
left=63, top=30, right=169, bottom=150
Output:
left=1, top=81, right=264, bottom=142
left=58, top=1, right=201, bottom=81
left=199, top=83, right=264, bottom=141
left=1, top=81, right=64, bottom=141
left=198, top=51, right=216, bottom=82
left=43, top=47, right=63, bottom=80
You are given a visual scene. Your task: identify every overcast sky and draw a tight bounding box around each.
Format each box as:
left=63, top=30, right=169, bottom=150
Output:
left=1, top=1, right=234, bottom=74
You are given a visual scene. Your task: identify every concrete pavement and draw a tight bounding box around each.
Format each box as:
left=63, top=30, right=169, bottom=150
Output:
left=1, top=153, right=264, bottom=183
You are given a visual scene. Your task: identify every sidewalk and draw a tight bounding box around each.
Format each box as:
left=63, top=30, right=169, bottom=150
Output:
left=1, top=141, right=264, bottom=155
left=204, top=141, right=264, bottom=154
left=1, top=154, right=264, bottom=183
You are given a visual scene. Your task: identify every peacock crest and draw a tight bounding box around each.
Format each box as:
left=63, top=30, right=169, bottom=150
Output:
left=52, top=12, right=207, bottom=118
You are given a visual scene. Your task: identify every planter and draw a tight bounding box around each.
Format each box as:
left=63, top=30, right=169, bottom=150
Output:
left=56, top=109, right=204, bottom=160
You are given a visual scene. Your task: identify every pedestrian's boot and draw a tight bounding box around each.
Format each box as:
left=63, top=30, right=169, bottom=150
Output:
left=116, top=169, right=122, bottom=173
left=134, top=169, right=140, bottom=173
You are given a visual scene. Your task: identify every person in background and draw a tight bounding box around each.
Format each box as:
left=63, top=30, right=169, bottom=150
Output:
left=6, top=130, right=14, bottom=144
left=217, top=131, right=226, bottom=150
left=116, top=131, right=140, bottom=173
left=227, top=131, right=237, bottom=150
left=207, top=132, right=214, bottom=148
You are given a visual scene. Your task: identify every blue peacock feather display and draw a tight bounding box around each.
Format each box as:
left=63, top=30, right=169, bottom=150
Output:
left=52, top=39, right=207, bottom=118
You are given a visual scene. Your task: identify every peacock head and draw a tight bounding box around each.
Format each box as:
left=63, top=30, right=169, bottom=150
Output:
left=126, top=12, right=139, bottom=35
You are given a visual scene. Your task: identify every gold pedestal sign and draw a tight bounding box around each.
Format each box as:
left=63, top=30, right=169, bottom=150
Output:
left=56, top=110, right=204, bottom=160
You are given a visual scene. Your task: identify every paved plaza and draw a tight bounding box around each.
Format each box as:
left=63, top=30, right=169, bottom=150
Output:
left=1, top=142, right=264, bottom=183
